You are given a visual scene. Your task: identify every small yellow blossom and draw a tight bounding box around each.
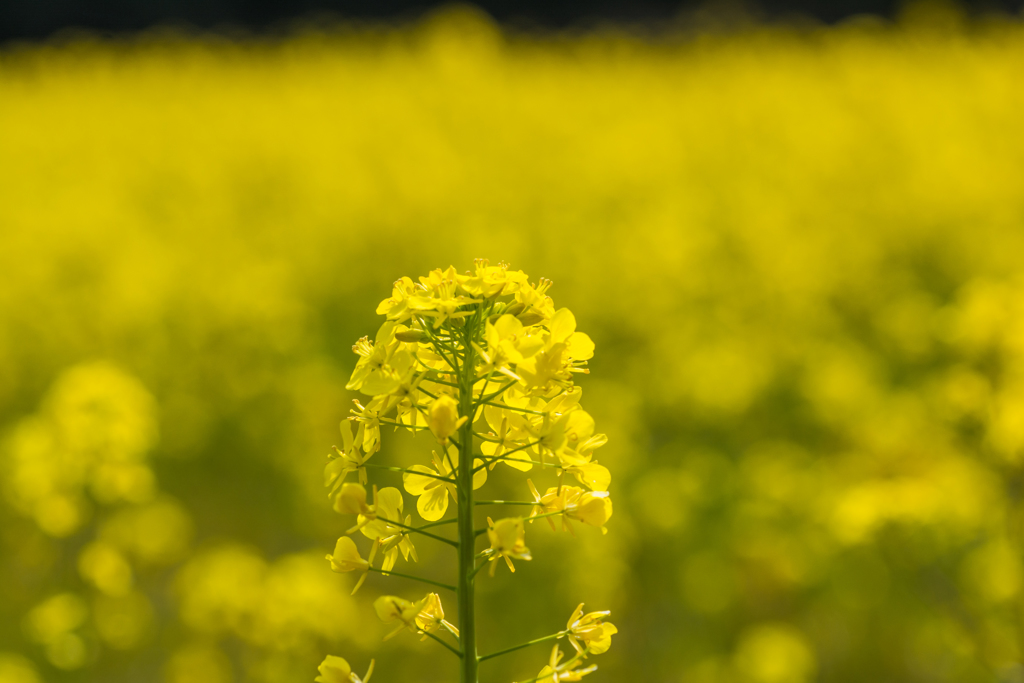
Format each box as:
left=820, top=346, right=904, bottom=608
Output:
left=566, top=604, right=617, bottom=655
left=529, top=484, right=613, bottom=535
left=315, top=655, right=374, bottom=683
left=403, top=450, right=486, bottom=521
left=414, top=592, right=459, bottom=640
left=349, top=398, right=384, bottom=453
left=333, top=483, right=373, bottom=516
left=566, top=491, right=613, bottom=534
left=359, top=488, right=417, bottom=572
left=525, top=646, right=597, bottom=683
left=325, top=420, right=372, bottom=489
left=325, top=537, right=371, bottom=595
left=456, top=259, right=529, bottom=299
left=376, top=276, right=420, bottom=322
left=347, top=322, right=415, bottom=397
left=374, top=594, right=432, bottom=641
left=485, top=517, right=532, bottom=576
left=426, top=395, right=467, bottom=445
left=334, top=484, right=404, bottom=536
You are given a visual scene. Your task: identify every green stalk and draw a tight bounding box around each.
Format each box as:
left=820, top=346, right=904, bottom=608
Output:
left=478, top=630, right=567, bottom=661
left=457, top=320, right=479, bottom=682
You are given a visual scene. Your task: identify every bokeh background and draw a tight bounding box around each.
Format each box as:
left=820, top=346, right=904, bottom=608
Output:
left=3, top=2, right=1024, bottom=682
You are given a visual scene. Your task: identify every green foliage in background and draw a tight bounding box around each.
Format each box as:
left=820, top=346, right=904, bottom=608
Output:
left=2, top=5, right=1024, bottom=682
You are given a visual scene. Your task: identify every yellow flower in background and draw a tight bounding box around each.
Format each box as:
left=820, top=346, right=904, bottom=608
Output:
left=565, top=604, right=617, bottom=655
left=315, top=655, right=374, bottom=683
left=426, top=395, right=467, bottom=445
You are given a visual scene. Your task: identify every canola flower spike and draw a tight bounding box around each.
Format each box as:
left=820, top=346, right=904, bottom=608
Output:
left=315, top=655, right=374, bottom=683
left=328, top=262, right=614, bottom=683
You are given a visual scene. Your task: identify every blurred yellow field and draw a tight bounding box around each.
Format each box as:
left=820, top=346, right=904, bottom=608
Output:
left=2, top=6, right=1024, bottom=682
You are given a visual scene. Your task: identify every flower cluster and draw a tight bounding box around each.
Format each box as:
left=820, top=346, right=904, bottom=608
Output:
left=318, top=261, right=616, bottom=682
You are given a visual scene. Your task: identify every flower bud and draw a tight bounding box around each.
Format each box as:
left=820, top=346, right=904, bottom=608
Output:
left=503, top=301, right=526, bottom=317
left=427, top=396, right=467, bottom=445
left=315, top=655, right=354, bottom=683
left=516, top=310, right=545, bottom=326
left=395, top=329, right=427, bottom=343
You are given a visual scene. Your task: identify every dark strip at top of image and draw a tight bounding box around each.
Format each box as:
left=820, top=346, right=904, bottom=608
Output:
left=1, top=0, right=1021, bottom=43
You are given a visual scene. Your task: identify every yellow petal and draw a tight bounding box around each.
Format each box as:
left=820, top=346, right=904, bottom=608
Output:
left=403, top=465, right=437, bottom=496
left=417, top=487, right=449, bottom=521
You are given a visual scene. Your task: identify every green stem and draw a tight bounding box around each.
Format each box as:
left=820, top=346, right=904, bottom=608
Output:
left=457, top=319, right=480, bottom=683
left=377, top=418, right=430, bottom=430
left=474, top=510, right=563, bottom=537
left=363, top=463, right=455, bottom=485
left=513, top=648, right=593, bottom=683
left=418, top=518, right=458, bottom=530
left=422, top=629, right=464, bottom=658
left=475, top=379, right=518, bottom=406
left=375, top=517, right=459, bottom=548
left=472, top=441, right=543, bottom=473
left=476, top=400, right=547, bottom=416
left=478, top=631, right=567, bottom=662
left=475, top=500, right=537, bottom=506
left=366, top=566, right=456, bottom=592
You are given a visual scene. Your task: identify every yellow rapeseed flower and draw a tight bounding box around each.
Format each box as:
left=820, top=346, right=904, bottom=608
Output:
left=566, top=604, right=617, bottom=655
left=325, top=537, right=370, bottom=595
left=526, top=646, right=597, bottom=683
left=485, top=517, right=532, bottom=576
left=315, top=655, right=374, bottom=683
left=403, top=450, right=486, bottom=521
left=413, top=592, right=459, bottom=640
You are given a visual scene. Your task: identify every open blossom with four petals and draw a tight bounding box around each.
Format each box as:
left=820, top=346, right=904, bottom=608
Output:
left=403, top=450, right=486, bottom=521
left=566, top=604, right=617, bottom=655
